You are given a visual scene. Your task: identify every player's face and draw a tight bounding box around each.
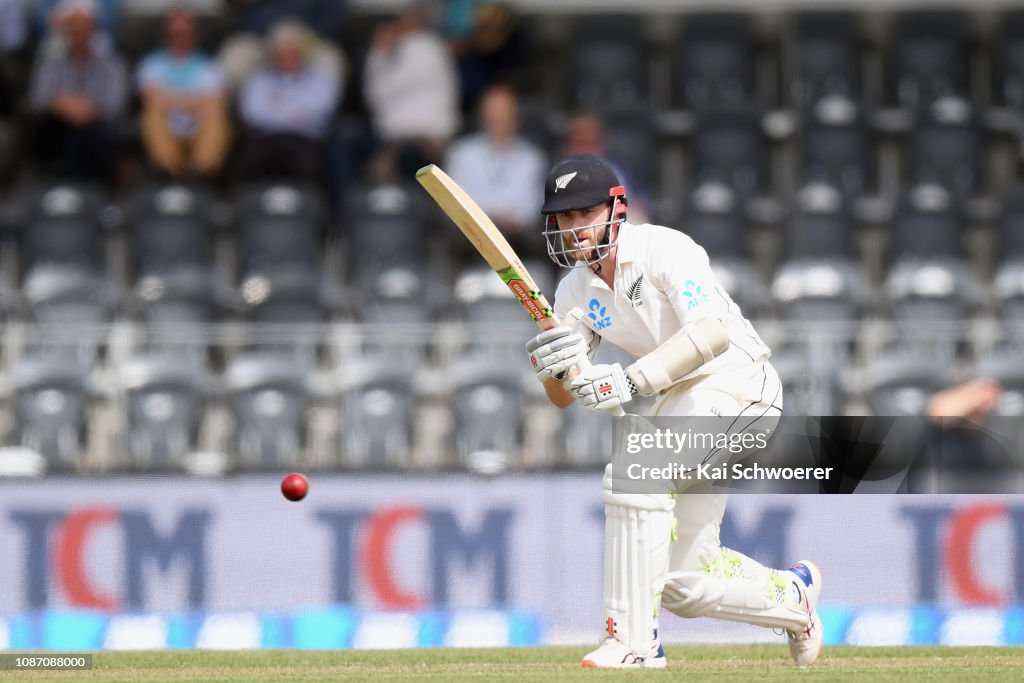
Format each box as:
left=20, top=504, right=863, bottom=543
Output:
left=555, top=203, right=611, bottom=261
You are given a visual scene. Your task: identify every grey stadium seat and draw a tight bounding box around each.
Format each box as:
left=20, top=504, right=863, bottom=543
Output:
left=791, top=12, right=864, bottom=115
left=121, top=353, right=209, bottom=471
left=19, top=183, right=105, bottom=281
left=11, top=355, right=92, bottom=472
left=225, top=352, right=310, bottom=469
left=236, top=182, right=325, bottom=276
left=674, top=14, right=757, bottom=112
left=568, top=15, right=651, bottom=114
left=448, top=355, right=525, bottom=474
left=888, top=11, right=971, bottom=111
left=337, top=352, right=416, bottom=469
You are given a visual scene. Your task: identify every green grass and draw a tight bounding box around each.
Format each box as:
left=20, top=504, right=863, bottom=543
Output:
left=4, top=646, right=1024, bottom=682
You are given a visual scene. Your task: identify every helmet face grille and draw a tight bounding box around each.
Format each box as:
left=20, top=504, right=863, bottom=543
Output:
left=542, top=196, right=624, bottom=269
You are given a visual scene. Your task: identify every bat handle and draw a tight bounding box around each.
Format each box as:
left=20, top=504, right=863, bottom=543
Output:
left=574, top=357, right=627, bottom=418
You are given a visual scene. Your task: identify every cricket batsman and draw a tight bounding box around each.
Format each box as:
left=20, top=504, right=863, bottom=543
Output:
left=524, top=154, right=823, bottom=668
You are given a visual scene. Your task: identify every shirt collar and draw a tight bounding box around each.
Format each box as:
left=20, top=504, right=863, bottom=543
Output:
left=615, top=221, right=636, bottom=265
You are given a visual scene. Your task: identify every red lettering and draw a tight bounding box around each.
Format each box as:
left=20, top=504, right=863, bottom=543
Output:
left=945, top=503, right=1007, bottom=605
left=362, top=506, right=425, bottom=609
left=53, top=507, right=119, bottom=610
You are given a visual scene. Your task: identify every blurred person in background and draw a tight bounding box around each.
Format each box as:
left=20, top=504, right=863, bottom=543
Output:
left=0, top=0, right=28, bottom=115
left=238, top=19, right=341, bottom=182
left=137, top=9, right=229, bottom=180
left=563, top=113, right=650, bottom=222
left=28, top=0, right=126, bottom=182
left=440, top=1, right=527, bottom=113
left=363, top=0, right=459, bottom=180
left=446, top=83, right=546, bottom=261
left=217, top=0, right=346, bottom=92
left=33, top=0, right=118, bottom=60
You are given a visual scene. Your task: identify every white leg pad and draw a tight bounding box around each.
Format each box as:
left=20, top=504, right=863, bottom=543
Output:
left=662, top=553, right=809, bottom=633
left=602, top=465, right=675, bottom=655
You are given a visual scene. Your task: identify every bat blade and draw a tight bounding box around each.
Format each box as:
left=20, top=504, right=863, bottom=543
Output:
left=416, top=164, right=558, bottom=331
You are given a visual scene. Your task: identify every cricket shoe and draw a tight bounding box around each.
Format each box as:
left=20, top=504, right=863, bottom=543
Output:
left=786, top=560, right=823, bottom=667
left=581, top=632, right=665, bottom=669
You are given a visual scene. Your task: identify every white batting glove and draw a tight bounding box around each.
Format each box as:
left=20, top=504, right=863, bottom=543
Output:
left=569, top=362, right=636, bottom=413
left=525, top=308, right=587, bottom=382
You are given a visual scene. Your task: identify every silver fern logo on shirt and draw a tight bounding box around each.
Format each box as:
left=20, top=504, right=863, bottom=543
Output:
left=626, top=274, right=645, bottom=308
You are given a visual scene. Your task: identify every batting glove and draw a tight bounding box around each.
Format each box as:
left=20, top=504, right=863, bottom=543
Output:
left=569, top=362, right=637, bottom=413
left=525, top=308, right=587, bottom=383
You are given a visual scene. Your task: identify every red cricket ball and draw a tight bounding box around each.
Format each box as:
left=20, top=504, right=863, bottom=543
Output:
left=281, top=473, right=309, bottom=502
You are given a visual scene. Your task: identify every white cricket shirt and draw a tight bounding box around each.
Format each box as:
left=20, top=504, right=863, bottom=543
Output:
left=552, top=222, right=771, bottom=385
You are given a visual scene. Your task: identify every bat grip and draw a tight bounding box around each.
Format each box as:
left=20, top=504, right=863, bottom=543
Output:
left=574, top=357, right=627, bottom=418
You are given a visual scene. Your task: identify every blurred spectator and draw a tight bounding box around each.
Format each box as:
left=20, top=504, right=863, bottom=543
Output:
left=137, top=10, right=229, bottom=179
left=363, top=0, right=459, bottom=179
left=444, top=2, right=527, bottom=112
left=218, top=0, right=346, bottom=91
left=28, top=0, right=126, bottom=181
left=563, top=113, right=650, bottom=222
left=0, top=0, right=28, bottom=115
left=33, top=0, right=118, bottom=60
left=926, top=378, right=1002, bottom=424
left=446, top=83, right=545, bottom=258
left=239, top=19, right=341, bottom=182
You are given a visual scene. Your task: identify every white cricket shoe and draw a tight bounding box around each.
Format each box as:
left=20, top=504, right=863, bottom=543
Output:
left=581, top=632, right=665, bottom=669
left=786, top=560, right=823, bottom=667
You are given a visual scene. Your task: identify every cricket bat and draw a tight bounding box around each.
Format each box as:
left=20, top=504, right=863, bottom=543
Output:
left=416, top=164, right=626, bottom=416
left=415, top=164, right=559, bottom=331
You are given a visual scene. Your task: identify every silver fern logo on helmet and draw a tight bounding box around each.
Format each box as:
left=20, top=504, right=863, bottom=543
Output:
left=554, top=172, right=578, bottom=192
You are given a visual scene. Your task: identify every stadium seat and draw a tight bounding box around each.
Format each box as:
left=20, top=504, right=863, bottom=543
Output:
left=673, top=14, right=757, bottom=112
left=599, top=112, right=660, bottom=202
left=770, top=341, right=845, bottom=415
left=128, top=183, right=223, bottom=336
left=225, top=352, right=310, bottom=469
left=21, top=265, right=114, bottom=366
left=11, top=355, right=92, bottom=472
left=241, top=266, right=327, bottom=364
left=689, top=111, right=768, bottom=198
left=884, top=190, right=983, bottom=334
left=993, top=184, right=1024, bottom=326
left=336, top=352, right=416, bottom=469
left=359, top=265, right=436, bottom=326
left=772, top=194, right=868, bottom=323
left=992, top=11, right=1024, bottom=110
left=790, top=12, right=864, bottom=117
left=887, top=11, right=972, bottom=111
left=906, top=115, right=984, bottom=202
left=799, top=121, right=875, bottom=201
left=129, top=183, right=214, bottom=279
left=120, top=353, right=208, bottom=471
left=0, top=118, right=17, bottom=187
left=235, top=182, right=325, bottom=276
left=345, top=182, right=425, bottom=293
left=567, top=15, right=651, bottom=114
left=447, top=354, right=524, bottom=474
left=19, top=183, right=105, bottom=278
